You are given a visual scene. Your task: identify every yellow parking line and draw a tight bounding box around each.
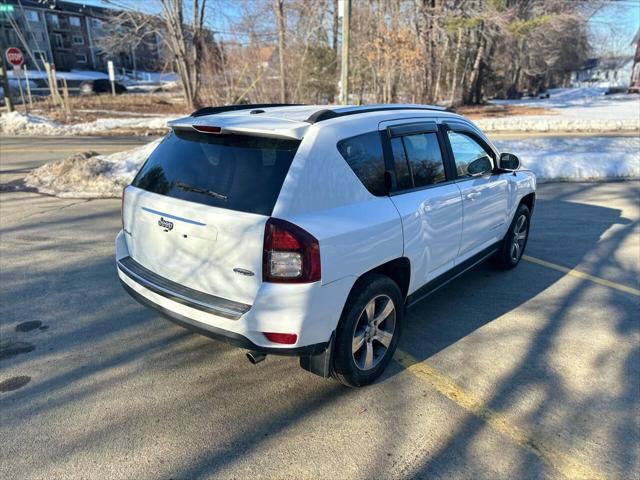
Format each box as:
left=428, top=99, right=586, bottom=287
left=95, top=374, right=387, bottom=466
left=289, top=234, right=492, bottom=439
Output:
left=394, top=349, right=605, bottom=480
left=523, top=255, right=640, bottom=296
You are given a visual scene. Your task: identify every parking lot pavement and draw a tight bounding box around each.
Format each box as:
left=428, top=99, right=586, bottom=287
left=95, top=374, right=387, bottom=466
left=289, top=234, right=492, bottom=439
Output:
left=0, top=139, right=638, bottom=479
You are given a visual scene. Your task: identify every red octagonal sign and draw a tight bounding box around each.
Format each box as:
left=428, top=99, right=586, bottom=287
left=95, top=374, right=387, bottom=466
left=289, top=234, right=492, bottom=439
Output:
left=5, top=47, right=24, bottom=67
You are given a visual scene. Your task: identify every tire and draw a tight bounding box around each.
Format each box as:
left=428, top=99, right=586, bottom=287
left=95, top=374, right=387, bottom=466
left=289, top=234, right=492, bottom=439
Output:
left=333, top=274, right=403, bottom=387
left=491, top=203, right=531, bottom=270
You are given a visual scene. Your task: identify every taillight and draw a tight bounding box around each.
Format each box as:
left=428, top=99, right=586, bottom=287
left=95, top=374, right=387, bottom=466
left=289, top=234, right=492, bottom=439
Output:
left=263, top=218, right=320, bottom=283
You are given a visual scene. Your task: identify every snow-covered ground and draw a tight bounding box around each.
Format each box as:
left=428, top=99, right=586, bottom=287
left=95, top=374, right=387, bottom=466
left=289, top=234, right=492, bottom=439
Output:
left=0, top=111, right=173, bottom=136
left=2, top=87, right=638, bottom=136
left=478, top=87, right=640, bottom=132
left=23, top=135, right=639, bottom=199
left=494, top=136, right=639, bottom=182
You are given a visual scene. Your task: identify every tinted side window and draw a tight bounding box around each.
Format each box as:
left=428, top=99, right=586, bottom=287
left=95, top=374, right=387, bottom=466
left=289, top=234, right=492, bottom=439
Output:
left=447, top=131, right=493, bottom=177
left=401, top=133, right=446, bottom=188
left=390, top=137, right=413, bottom=190
left=337, top=132, right=386, bottom=196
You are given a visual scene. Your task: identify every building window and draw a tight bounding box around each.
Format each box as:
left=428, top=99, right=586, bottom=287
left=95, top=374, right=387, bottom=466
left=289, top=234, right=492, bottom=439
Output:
left=75, top=54, right=87, bottom=63
left=73, top=35, right=84, bottom=45
left=47, top=13, right=60, bottom=27
left=69, top=16, right=81, bottom=27
left=90, top=18, right=104, bottom=29
left=33, top=51, right=47, bottom=65
left=52, top=33, right=63, bottom=48
left=25, top=10, right=39, bottom=22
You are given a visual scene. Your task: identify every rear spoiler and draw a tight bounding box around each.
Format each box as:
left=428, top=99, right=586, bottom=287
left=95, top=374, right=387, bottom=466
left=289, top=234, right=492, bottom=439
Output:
left=191, top=103, right=304, bottom=117
left=168, top=117, right=309, bottom=140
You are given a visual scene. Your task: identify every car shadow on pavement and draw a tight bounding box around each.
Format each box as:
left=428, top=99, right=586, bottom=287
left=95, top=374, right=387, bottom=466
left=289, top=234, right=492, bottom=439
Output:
left=382, top=192, right=639, bottom=478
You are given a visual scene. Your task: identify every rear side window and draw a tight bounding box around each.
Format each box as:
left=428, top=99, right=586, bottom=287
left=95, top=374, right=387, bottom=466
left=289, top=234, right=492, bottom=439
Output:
left=390, top=132, right=446, bottom=190
left=337, top=131, right=386, bottom=196
left=403, top=133, right=446, bottom=187
left=132, top=130, right=300, bottom=216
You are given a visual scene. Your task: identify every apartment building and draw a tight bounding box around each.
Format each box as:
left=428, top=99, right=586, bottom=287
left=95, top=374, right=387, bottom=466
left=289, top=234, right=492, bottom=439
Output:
left=0, top=0, right=163, bottom=72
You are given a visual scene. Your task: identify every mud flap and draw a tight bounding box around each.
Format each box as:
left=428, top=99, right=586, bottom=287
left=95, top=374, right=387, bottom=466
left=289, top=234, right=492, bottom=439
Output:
left=299, top=333, right=334, bottom=378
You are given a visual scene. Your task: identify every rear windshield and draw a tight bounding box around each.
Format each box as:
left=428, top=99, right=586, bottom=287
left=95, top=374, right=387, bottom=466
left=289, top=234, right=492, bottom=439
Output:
left=132, top=130, right=300, bottom=216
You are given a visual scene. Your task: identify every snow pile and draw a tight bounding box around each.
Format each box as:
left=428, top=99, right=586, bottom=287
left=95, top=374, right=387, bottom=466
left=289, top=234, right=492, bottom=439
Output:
left=0, top=111, right=173, bottom=136
left=480, top=87, right=640, bottom=132
left=494, top=136, right=640, bottom=182
left=24, top=139, right=161, bottom=198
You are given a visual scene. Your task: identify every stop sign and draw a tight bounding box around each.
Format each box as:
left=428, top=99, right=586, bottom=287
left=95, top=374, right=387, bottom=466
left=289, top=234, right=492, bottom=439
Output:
left=5, top=47, right=24, bottom=67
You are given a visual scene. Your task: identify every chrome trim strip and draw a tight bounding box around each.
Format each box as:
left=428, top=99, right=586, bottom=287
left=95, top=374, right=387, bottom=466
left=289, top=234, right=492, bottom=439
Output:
left=117, top=257, right=250, bottom=320
left=141, top=207, right=206, bottom=226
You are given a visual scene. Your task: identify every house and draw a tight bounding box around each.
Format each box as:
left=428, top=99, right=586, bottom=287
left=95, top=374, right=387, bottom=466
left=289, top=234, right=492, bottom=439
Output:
left=0, top=0, right=163, bottom=72
left=571, top=56, right=634, bottom=88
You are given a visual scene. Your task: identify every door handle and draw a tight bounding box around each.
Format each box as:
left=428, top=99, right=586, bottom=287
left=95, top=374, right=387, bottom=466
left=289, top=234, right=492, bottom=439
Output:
left=466, top=192, right=481, bottom=201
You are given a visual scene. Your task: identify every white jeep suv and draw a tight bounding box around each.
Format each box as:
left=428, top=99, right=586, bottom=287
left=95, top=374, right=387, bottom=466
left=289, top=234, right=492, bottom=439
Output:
left=116, top=104, right=535, bottom=386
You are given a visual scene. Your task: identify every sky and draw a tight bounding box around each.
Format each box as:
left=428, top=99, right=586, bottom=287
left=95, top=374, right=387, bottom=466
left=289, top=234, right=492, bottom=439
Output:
left=62, top=0, right=640, bottom=54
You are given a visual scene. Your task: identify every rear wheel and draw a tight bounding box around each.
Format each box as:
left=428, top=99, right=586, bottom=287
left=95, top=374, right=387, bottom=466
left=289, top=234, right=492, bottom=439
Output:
left=491, top=203, right=531, bottom=270
left=333, top=275, right=403, bottom=387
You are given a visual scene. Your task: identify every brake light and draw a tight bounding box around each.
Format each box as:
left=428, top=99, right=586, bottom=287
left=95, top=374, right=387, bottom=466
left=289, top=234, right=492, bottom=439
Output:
left=263, top=218, right=320, bottom=283
left=263, top=332, right=298, bottom=345
left=193, top=125, right=222, bottom=134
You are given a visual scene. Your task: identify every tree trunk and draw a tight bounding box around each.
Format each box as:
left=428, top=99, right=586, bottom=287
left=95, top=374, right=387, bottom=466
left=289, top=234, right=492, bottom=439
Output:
left=464, top=26, right=486, bottom=105
left=274, top=0, right=287, bottom=103
left=449, top=27, right=462, bottom=106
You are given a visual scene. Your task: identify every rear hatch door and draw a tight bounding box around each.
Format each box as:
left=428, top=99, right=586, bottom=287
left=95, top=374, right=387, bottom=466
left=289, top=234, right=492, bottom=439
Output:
left=123, top=128, right=301, bottom=306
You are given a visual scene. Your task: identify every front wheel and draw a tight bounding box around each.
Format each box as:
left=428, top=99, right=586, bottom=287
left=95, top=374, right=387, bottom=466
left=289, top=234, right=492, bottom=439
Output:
left=333, top=275, right=403, bottom=387
left=491, top=203, right=531, bottom=270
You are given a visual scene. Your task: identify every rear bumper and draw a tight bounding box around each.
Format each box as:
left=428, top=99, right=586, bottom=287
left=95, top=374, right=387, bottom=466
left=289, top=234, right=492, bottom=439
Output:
left=119, top=279, right=327, bottom=356
left=116, top=230, right=350, bottom=356
left=117, top=256, right=250, bottom=320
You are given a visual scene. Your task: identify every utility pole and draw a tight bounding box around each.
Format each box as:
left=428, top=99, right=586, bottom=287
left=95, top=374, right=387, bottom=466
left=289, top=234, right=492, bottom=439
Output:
left=339, top=0, right=351, bottom=105
left=275, top=0, right=287, bottom=103
left=0, top=48, right=15, bottom=112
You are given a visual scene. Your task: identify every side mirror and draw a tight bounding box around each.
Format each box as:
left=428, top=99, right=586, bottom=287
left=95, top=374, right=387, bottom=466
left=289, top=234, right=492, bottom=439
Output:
left=499, top=152, right=520, bottom=171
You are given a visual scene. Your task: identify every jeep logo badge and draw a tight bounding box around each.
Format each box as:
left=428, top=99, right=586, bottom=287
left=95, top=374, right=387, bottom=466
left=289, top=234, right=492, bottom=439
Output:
left=158, top=217, right=174, bottom=231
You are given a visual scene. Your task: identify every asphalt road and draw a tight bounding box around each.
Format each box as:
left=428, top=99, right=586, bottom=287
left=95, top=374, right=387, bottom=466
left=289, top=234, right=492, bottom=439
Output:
left=1, top=137, right=639, bottom=479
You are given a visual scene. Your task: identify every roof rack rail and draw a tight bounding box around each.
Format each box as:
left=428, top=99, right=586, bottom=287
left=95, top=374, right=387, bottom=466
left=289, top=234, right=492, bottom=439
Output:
left=305, top=105, right=449, bottom=124
left=191, top=103, right=304, bottom=117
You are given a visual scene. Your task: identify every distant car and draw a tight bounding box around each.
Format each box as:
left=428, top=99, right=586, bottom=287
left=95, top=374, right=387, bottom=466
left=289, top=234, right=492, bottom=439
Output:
left=80, top=78, right=127, bottom=95
left=116, top=103, right=536, bottom=387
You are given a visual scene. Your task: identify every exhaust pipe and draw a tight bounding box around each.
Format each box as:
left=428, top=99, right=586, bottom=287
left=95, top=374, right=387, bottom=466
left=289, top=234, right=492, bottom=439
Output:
left=246, top=351, right=266, bottom=364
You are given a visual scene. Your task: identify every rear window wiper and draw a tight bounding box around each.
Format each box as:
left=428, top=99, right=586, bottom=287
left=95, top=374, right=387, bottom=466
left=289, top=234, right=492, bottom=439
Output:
left=174, top=181, right=228, bottom=201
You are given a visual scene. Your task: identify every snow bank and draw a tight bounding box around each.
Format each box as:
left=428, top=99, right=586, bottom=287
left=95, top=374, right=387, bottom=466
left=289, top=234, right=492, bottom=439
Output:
left=22, top=135, right=639, bottom=199
left=0, top=111, right=173, bottom=136
left=494, top=136, right=640, bottom=182
left=24, top=139, right=161, bottom=198
left=481, top=87, right=640, bottom=132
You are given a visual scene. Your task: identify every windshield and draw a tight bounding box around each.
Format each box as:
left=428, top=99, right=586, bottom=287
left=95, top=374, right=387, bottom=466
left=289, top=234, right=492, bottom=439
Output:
left=132, top=130, right=300, bottom=216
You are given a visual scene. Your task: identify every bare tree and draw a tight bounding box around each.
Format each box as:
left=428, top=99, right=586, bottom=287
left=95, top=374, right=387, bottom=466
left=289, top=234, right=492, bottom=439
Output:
left=159, top=0, right=208, bottom=109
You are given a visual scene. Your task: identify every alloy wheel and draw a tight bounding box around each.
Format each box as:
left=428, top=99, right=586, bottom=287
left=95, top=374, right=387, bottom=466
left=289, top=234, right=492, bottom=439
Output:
left=351, top=294, right=396, bottom=371
left=510, top=214, right=528, bottom=262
